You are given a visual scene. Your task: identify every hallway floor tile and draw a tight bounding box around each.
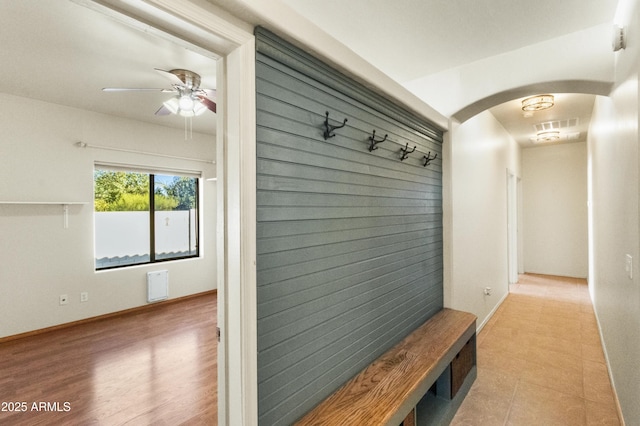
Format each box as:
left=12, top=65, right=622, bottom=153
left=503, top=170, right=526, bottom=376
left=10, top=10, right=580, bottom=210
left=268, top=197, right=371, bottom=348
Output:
left=451, top=274, right=621, bottom=426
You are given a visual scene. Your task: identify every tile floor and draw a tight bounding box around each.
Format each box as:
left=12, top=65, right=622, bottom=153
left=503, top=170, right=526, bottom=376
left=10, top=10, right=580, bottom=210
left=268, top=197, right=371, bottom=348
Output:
left=451, top=274, right=621, bottom=426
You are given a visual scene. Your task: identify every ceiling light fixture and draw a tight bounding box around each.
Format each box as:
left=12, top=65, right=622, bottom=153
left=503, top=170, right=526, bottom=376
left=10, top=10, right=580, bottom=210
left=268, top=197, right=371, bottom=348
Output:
left=535, top=130, right=560, bottom=143
left=163, top=94, right=207, bottom=118
left=522, top=94, right=555, bottom=112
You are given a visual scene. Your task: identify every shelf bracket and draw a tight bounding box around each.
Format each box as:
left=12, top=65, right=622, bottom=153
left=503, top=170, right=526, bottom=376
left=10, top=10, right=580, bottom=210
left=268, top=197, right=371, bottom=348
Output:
left=63, top=204, right=69, bottom=229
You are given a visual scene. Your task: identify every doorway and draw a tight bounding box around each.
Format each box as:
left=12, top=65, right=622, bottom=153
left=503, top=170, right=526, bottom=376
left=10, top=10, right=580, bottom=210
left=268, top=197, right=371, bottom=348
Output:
left=65, top=1, right=257, bottom=424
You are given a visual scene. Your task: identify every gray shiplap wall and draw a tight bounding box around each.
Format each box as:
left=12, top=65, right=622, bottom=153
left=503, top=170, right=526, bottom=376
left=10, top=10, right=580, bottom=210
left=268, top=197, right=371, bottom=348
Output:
left=256, top=28, right=444, bottom=425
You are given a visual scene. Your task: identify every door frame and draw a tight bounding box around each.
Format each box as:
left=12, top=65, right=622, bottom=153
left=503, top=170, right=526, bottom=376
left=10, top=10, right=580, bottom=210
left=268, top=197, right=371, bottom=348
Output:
left=84, top=1, right=258, bottom=424
left=507, top=169, right=519, bottom=285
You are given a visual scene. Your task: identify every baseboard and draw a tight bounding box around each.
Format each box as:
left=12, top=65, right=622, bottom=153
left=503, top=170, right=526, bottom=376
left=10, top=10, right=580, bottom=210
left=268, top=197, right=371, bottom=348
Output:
left=0, top=289, right=217, bottom=344
left=477, top=291, right=509, bottom=333
left=592, top=302, right=626, bottom=426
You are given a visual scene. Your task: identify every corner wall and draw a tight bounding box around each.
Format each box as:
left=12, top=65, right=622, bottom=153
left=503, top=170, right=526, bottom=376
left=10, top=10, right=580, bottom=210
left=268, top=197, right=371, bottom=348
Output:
left=448, top=111, right=521, bottom=328
left=0, top=93, right=217, bottom=338
left=587, top=0, right=640, bottom=420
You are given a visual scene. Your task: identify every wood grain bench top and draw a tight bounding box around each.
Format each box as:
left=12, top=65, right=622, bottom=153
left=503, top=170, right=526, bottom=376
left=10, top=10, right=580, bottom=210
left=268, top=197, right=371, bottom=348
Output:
left=295, top=308, right=477, bottom=426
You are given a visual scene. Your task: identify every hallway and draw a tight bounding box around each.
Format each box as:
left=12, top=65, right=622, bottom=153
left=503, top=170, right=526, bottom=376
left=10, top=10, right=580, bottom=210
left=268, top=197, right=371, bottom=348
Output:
left=451, top=274, right=620, bottom=425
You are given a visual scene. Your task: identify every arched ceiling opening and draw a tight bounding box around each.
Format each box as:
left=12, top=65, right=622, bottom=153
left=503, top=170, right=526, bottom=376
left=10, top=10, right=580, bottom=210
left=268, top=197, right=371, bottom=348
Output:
left=453, top=80, right=614, bottom=123
left=456, top=80, right=615, bottom=148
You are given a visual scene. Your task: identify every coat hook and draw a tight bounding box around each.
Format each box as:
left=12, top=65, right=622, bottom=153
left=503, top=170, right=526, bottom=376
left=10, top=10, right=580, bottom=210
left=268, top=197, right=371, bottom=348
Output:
left=400, top=143, right=416, bottom=161
left=423, top=152, right=438, bottom=167
left=323, top=111, right=348, bottom=140
left=368, top=130, right=388, bottom=152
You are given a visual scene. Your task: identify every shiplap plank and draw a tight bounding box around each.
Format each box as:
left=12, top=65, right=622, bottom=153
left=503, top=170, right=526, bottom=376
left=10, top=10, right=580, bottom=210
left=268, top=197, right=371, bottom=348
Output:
left=257, top=247, right=442, bottom=310
left=258, top=158, right=438, bottom=193
left=257, top=223, right=440, bottom=260
left=257, top=252, right=442, bottom=318
left=257, top=139, right=441, bottom=187
left=257, top=190, right=438, bottom=208
left=257, top=174, right=437, bottom=199
left=258, top=257, right=443, bottom=336
left=257, top=238, right=442, bottom=288
left=257, top=215, right=437, bottom=239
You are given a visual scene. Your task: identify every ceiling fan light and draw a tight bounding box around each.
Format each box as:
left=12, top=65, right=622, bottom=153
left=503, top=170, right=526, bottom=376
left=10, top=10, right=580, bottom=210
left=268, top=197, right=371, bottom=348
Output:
left=522, top=94, right=555, bottom=112
left=178, top=94, right=195, bottom=111
left=193, top=101, right=207, bottom=116
left=163, top=97, right=179, bottom=114
left=179, top=109, right=196, bottom=118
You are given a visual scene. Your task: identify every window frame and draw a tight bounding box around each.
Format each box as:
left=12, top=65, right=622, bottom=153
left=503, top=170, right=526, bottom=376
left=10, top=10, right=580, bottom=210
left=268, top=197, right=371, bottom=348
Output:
left=94, top=165, right=201, bottom=270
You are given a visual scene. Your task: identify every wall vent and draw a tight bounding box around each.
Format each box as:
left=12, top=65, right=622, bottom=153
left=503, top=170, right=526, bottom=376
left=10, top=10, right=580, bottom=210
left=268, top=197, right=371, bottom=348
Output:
left=147, top=270, right=168, bottom=302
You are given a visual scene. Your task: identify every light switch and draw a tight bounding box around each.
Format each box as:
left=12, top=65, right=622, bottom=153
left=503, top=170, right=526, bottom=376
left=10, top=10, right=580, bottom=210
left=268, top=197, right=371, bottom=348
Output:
left=625, top=254, right=633, bottom=279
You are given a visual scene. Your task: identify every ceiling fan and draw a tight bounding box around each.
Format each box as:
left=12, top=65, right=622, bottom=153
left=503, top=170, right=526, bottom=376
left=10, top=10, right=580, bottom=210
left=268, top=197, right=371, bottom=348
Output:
left=102, top=68, right=216, bottom=117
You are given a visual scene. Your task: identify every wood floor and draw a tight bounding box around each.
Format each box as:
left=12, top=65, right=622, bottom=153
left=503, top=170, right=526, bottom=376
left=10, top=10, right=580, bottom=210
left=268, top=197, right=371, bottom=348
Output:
left=0, top=292, right=217, bottom=426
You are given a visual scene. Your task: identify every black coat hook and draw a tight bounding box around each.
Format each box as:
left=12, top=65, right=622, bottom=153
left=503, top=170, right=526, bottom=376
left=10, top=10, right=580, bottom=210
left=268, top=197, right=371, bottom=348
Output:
left=368, top=130, right=388, bottom=152
left=323, top=111, right=348, bottom=140
left=400, top=143, right=416, bottom=161
left=423, top=152, right=438, bottom=167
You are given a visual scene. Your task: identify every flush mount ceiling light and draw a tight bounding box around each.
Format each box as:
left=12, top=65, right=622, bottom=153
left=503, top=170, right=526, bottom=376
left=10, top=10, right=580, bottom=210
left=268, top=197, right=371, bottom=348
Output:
left=535, top=130, right=560, bottom=143
left=521, top=94, right=555, bottom=112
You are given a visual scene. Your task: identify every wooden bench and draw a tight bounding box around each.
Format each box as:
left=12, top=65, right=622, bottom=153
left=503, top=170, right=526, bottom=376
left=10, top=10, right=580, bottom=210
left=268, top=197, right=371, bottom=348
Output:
left=295, top=308, right=477, bottom=426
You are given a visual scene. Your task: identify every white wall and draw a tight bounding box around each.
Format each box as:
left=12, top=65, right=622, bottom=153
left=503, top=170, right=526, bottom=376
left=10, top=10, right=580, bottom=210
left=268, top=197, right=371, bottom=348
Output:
left=448, top=110, right=521, bottom=329
left=0, top=93, right=217, bottom=338
left=587, top=0, right=640, bottom=421
left=522, top=143, right=588, bottom=278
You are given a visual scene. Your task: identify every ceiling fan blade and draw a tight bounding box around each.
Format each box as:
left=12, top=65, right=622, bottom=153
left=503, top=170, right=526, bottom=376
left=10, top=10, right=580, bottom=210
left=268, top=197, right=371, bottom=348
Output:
left=199, top=88, right=216, bottom=99
left=102, top=87, right=175, bottom=93
left=154, top=68, right=187, bottom=86
left=197, top=95, right=217, bottom=113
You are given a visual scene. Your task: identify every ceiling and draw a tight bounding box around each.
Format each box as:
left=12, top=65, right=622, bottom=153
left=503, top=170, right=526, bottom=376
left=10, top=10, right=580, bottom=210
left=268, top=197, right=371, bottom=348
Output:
left=280, top=0, right=620, bottom=148
left=0, top=0, right=218, bottom=135
left=1, top=0, right=620, bottom=146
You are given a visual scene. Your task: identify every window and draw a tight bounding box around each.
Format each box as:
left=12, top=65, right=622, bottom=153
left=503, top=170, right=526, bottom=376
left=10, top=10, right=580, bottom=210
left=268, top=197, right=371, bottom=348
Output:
left=94, top=166, right=199, bottom=270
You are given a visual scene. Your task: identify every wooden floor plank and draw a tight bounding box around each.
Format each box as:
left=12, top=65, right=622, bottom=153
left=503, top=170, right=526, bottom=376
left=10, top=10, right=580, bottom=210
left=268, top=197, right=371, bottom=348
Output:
left=0, top=292, right=217, bottom=425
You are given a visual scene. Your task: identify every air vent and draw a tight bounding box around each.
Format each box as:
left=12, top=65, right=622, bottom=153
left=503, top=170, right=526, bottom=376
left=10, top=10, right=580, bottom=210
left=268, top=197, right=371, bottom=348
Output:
left=533, top=118, right=579, bottom=133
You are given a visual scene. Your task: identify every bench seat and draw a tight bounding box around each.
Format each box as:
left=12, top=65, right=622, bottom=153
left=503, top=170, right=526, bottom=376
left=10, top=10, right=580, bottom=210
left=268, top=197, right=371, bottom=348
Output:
left=295, top=308, right=477, bottom=426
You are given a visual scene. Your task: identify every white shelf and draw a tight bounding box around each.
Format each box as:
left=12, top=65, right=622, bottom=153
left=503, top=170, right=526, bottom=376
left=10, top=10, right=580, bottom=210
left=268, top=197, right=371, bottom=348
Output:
left=0, top=201, right=89, bottom=205
left=0, top=201, right=90, bottom=228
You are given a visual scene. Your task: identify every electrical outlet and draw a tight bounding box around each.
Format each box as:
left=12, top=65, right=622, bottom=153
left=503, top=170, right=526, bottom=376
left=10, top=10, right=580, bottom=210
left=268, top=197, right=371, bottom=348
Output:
left=59, top=294, right=69, bottom=305
left=80, top=292, right=89, bottom=302
left=483, top=287, right=492, bottom=296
